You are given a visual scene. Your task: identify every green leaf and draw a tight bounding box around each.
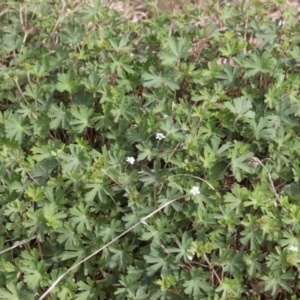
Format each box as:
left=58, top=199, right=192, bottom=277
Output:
left=47, top=103, right=69, bottom=129
left=243, top=251, right=263, bottom=278
left=240, top=214, right=264, bottom=250
left=255, top=22, right=281, bottom=48
left=5, top=114, right=31, bottom=144
left=61, top=248, right=86, bottom=261
left=230, top=143, right=253, bottom=182
left=81, top=71, right=108, bottom=94
left=142, top=66, right=179, bottom=91
left=69, top=203, right=93, bottom=234
left=224, top=184, right=249, bottom=214
left=4, top=199, right=28, bottom=220
left=159, top=118, right=183, bottom=140
left=43, top=202, right=67, bottom=229
left=122, top=207, right=152, bottom=232
left=106, top=244, right=133, bottom=272
left=84, top=182, right=112, bottom=203
left=31, top=140, right=64, bottom=162
left=215, top=277, right=244, bottom=299
left=224, top=96, right=255, bottom=124
left=269, top=101, right=299, bottom=127
left=98, top=219, right=123, bottom=243
left=219, top=41, right=238, bottom=57
left=262, top=270, right=294, bottom=297
left=57, top=222, right=81, bottom=250
left=0, top=283, right=25, bottom=300
left=56, top=72, right=80, bottom=93
left=251, top=117, right=276, bottom=141
left=183, top=267, right=212, bottom=297
left=58, top=144, right=90, bottom=174
left=111, top=96, right=136, bottom=123
left=23, top=210, right=49, bottom=240
left=76, top=279, right=105, bottom=300
left=60, top=24, right=85, bottom=46
left=139, top=160, right=167, bottom=186
left=144, top=249, right=177, bottom=277
left=136, top=141, right=157, bottom=162
left=158, top=36, right=190, bottom=65
left=109, top=54, right=134, bottom=76
left=235, top=50, right=276, bottom=78
left=167, top=232, right=193, bottom=263
left=70, top=106, right=94, bottom=133
left=109, top=36, right=134, bottom=53
left=218, top=249, right=245, bottom=275
left=22, top=261, right=46, bottom=291
left=217, top=64, right=240, bottom=89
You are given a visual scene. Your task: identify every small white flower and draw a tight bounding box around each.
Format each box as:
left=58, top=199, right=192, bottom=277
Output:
left=190, top=186, right=200, bottom=196
left=187, top=251, right=195, bottom=261
left=156, top=133, right=166, bottom=140
left=288, top=245, right=298, bottom=252
left=126, top=157, right=135, bottom=165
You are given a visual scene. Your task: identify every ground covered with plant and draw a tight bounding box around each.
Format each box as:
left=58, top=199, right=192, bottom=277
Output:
left=1, top=0, right=300, bottom=299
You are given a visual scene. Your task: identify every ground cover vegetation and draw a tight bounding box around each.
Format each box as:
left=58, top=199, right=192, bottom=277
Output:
left=1, top=0, right=300, bottom=299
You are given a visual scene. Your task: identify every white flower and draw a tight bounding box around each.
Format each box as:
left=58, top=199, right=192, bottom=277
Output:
left=288, top=245, right=298, bottom=252
left=190, top=186, right=200, bottom=196
left=126, top=157, right=135, bottom=165
left=156, top=133, right=166, bottom=140
left=187, top=251, right=195, bottom=261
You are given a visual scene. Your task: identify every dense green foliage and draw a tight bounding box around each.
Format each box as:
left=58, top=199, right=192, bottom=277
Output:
left=1, top=0, right=300, bottom=299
